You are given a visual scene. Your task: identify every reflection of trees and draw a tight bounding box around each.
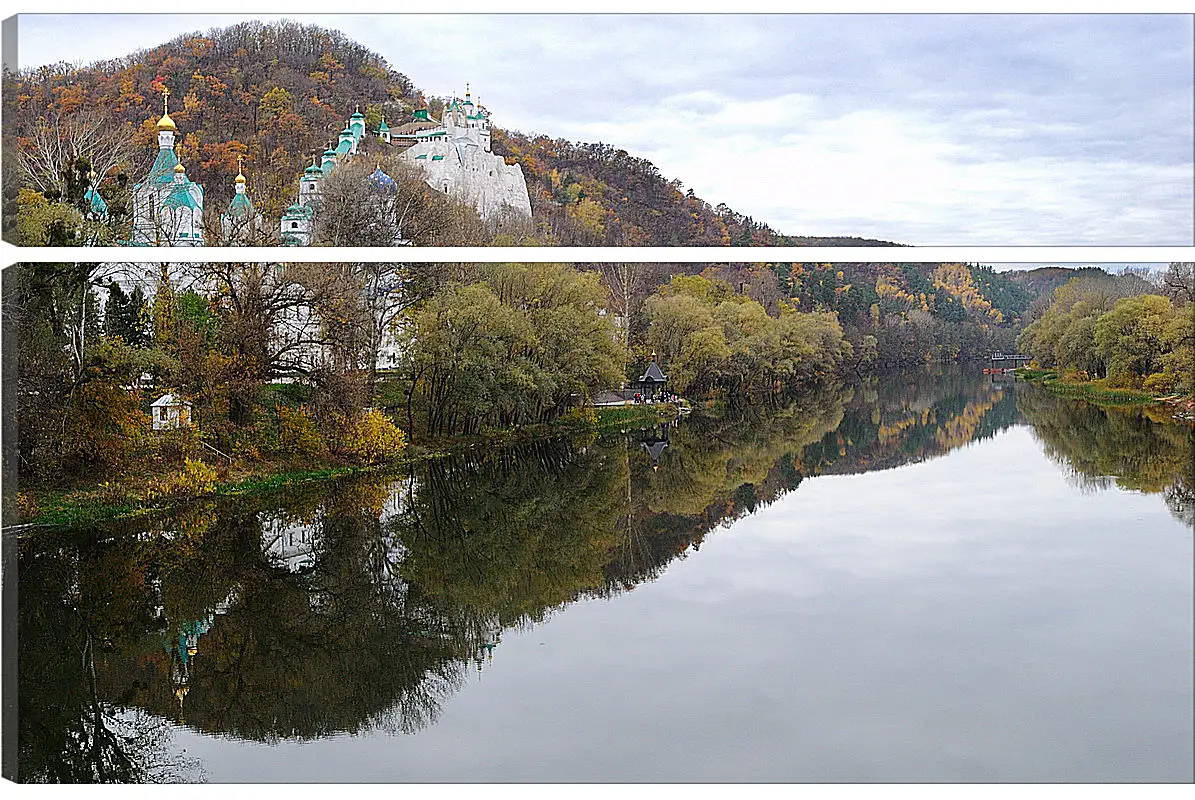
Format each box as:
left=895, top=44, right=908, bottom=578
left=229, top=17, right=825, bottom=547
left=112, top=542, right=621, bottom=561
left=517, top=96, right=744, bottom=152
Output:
left=129, top=483, right=468, bottom=741
left=799, top=368, right=1018, bottom=478
left=17, top=367, right=1048, bottom=780
left=393, top=440, right=627, bottom=630
left=607, top=367, right=1025, bottom=591
left=1164, top=473, right=1195, bottom=528
left=636, top=387, right=847, bottom=518
left=602, top=385, right=850, bottom=591
left=1018, top=385, right=1194, bottom=524
left=17, top=446, right=630, bottom=776
left=17, top=539, right=203, bottom=782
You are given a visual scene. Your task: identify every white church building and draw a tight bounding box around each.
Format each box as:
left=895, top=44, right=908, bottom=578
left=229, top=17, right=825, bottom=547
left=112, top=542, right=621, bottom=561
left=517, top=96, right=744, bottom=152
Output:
left=279, top=86, right=532, bottom=246
left=115, top=84, right=531, bottom=248
left=397, top=87, right=533, bottom=222
left=127, top=89, right=206, bottom=246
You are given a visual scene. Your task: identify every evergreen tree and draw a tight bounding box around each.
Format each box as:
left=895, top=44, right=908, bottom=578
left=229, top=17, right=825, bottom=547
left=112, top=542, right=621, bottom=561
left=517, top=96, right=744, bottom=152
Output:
left=103, top=281, right=150, bottom=348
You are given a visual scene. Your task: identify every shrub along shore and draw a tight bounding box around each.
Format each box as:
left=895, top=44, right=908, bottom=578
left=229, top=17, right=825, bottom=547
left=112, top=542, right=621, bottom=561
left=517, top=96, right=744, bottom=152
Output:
left=1016, top=368, right=1195, bottom=420
left=15, top=404, right=676, bottom=529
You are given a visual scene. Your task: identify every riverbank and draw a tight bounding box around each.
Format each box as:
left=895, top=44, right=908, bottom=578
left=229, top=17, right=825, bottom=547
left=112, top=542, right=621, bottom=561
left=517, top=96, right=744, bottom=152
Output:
left=1016, top=368, right=1195, bottom=420
left=15, top=403, right=681, bottom=529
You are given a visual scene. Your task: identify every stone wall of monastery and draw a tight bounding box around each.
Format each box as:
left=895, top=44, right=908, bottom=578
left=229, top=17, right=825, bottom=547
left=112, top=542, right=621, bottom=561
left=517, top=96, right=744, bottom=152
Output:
left=402, top=140, right=532, bottom=220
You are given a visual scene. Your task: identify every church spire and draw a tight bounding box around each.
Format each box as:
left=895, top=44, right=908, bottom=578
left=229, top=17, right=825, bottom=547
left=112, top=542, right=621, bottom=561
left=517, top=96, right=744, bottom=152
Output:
left=156, top=86, right=178, bottom=152
left=157, top=87, right=177, bottom=132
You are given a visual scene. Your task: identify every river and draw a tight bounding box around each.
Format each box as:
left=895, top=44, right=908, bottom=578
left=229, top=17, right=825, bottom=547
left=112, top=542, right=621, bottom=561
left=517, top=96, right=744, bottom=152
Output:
left=9, top=367, right=1193, bottom=782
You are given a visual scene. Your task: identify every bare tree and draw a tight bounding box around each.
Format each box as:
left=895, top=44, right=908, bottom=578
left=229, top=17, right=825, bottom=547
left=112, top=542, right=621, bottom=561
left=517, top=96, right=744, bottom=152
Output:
left=310, top=262, right=461, bottom=404
left=1162, top=262, right=1194, bottom=306
left=204, top=202, right=278, bottom=247
left=311, top=156, right=486, bottom=246
left=183, top=262, right=342, bottom=425
left=595, top=263, right=643, bottom=356
left=14, top=111, right=140, bottom=198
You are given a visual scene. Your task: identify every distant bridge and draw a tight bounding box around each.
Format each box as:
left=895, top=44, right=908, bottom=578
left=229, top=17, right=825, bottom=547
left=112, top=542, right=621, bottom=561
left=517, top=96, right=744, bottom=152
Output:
left=985, top=353, right=1031, bottom=375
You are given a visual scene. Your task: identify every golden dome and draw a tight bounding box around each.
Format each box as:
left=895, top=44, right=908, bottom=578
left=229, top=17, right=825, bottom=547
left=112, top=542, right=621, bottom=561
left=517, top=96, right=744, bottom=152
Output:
left=235, top=172, right=246, bottom=184
left=173, top=163, right=186, bottom=173
left=157, top=88, right=177, bottom=131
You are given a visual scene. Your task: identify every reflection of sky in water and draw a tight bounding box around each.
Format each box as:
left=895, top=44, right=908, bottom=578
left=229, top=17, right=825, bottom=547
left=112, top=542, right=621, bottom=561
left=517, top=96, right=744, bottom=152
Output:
left=174, top=425, right=1193, bottom=782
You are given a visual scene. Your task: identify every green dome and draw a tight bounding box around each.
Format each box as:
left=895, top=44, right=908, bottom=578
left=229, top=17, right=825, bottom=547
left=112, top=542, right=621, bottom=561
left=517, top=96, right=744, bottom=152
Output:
left=84, top=186, right=108, bottom=216
left=226, top=192, right=255, bottom=216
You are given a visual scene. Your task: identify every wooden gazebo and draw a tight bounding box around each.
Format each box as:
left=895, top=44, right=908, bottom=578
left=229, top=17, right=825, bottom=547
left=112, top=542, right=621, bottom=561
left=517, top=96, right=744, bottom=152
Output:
left=637, top=353, right=668, bottom=402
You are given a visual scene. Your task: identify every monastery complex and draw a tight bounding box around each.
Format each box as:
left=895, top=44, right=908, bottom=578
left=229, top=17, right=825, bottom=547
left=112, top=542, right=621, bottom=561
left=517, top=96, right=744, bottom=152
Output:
left=112, top=85, right=532, bottom=247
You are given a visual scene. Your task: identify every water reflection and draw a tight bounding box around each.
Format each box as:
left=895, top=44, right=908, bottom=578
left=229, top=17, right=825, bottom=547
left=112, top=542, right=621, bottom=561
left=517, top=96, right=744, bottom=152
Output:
left=13, top=367, right=1191, bottom=781
left=1016, top=386, right=1194, bottom=527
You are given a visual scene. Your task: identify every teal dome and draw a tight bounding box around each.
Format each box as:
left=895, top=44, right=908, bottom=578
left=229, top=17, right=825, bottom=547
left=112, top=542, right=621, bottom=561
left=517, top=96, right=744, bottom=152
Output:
left=83, top=186, right=108, bottom=216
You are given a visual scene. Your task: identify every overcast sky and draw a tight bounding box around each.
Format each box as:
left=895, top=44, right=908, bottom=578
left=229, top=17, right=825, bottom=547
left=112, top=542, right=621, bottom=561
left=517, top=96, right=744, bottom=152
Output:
left=14, top=13, right=1195, bottom=246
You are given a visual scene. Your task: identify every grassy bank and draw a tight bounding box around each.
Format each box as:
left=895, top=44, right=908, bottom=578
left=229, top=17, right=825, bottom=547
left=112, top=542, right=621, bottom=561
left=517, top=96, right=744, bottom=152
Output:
left=1016, top=369, right=1194, bottom=418
left=19, top=450, right=444, bottom=530
left=17, top=403, right=683, bottom=529
left=593, top=403, right=679, bottom=432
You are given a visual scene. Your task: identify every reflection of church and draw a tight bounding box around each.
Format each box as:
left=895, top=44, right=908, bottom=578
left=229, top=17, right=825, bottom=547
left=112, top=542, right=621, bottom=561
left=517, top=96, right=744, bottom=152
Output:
left=165, top=616, right=214, bottom=713
left=260, top=515, right=320, bottom=574
left=155, top=581, right=238, bottom=719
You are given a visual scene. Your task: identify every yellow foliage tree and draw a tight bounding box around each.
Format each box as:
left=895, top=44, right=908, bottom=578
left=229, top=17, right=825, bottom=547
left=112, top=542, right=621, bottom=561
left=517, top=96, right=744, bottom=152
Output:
left=342, top=410, right=407, bottom=464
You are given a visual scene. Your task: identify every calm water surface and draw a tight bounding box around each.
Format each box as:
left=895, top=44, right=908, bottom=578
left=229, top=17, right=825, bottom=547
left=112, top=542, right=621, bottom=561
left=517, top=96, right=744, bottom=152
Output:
left=10, top=369, right=1194, bottom=782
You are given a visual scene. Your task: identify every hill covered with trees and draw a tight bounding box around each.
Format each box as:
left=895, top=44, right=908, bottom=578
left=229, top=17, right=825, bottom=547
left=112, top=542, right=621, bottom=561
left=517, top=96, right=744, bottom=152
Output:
left=4, top=20, right=425, bottom=239
left=4, top=19, right=898, bottom=246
